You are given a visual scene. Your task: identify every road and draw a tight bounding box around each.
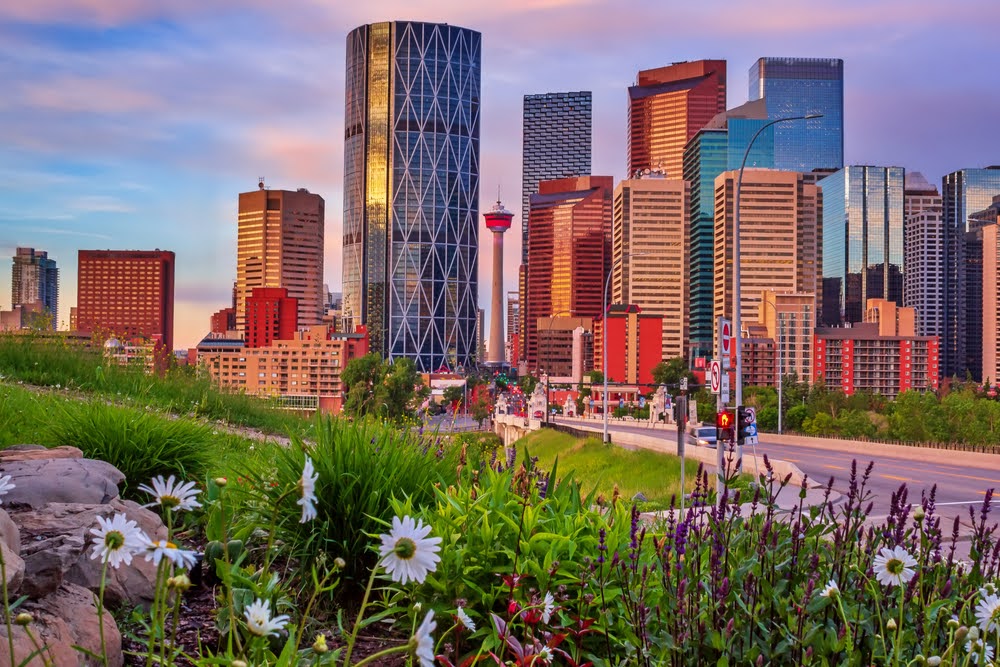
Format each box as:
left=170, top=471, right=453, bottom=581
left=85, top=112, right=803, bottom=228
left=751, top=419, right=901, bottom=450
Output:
left=552, top=416, right=1000, bottom=534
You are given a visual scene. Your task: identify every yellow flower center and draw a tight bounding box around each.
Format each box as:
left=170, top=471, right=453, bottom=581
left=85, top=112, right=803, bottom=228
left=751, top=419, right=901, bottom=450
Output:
left=104, top=530, right=125, bottom=550
left=886, top=558, right=903, bottom=575
left=394, top=537, right=417, bottom=560
left=160, top=495, right=180, bottom=509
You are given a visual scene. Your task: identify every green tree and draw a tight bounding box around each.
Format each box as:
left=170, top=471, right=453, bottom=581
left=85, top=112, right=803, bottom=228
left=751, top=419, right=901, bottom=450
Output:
left=575, top=381, right=590, bottom=415
left=378, top=357, right=422, bottom=421
left=651, top=357, right=695, bottom=388
left=784, top=404, right=810, bottom=432
left=341, top=354, right=423, bottom=421
left=442, top=385, right=464, bottom=405
left=342, top=353, right=384, bottom=418
left=470, top=391, right=492, bottom=427
left=519, top=373, right=538, bottom=396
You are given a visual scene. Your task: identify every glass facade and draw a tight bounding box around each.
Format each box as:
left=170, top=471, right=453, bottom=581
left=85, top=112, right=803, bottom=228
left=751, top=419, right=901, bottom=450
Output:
left=749, top=57, right=844, bottom=172
left=941, top=167, right=1000, bottom=378
left=820, top=166, right=905, bottom=326
left=343, top=21, right=482, bottom=372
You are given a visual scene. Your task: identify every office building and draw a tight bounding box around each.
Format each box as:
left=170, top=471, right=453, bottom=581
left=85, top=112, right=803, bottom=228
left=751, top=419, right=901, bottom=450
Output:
left=627, top=60, right=726, bottom=181
left=683, top=99, right=775, bottom=358
left=236, top=184, right=324, bottom=335
left=76, top=250, right=175, bottom=354
left=941, top=167, right=1000, bottom=378
left=758, top=290, right=816, bottom=387
left=612, top=173, right=689, bottom=362
left=982, top=220, right=1000, bottom=385
left=245, top=287, right=298, bottom=349
left=343, top=21, right=481, bottom=372
left=713, top=169, right=822, bottom=349
left=536, top=316, right=593, bottom=378
left=819, top=166, right=905, bottom=326
left=903, top=173, right=943, bottom=338
left=524, top=176, right=612, bottom=369
left=748, top=57, right=844, bottom=171
left=210, top=308, right=236, bottom=335
left=11, top=248, right=59, bottom=329
left=594, top=304, right=662, bottom=387
left=814, top=300, right=939, bottom=398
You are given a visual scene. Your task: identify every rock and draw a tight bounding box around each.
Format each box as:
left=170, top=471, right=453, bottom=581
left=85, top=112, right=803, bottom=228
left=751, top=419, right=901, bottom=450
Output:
left=0, top=446, right=84, bottom=462
left=0, top=508, right=19, bottom=553
left=632, top=492, right=648, bottom=502
left=15, top=500, right=167, bottom=607
left=0, top=582, right=123, bottom=667
left=1, top=542, right=24, bottom=594
left=0, top=459, right=124, bottom=509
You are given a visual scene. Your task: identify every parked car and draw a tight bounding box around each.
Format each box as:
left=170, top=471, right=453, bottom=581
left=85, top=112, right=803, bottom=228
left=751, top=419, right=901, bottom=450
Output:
left=687, top=424, right=717, bottom=448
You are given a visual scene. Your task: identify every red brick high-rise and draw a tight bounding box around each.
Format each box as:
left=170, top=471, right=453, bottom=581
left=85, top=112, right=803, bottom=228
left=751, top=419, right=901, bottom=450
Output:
left=525, top=176, right=612, bottom=370
left=627, top=60, right=726, bottom=181
left=76, top=250, right=175, bottom=352
left=245, top=287, right=298, bottom=348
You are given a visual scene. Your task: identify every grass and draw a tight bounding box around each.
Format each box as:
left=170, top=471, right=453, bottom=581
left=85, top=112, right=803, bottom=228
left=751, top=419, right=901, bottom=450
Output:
left=516, top=428, right=702, bottom=509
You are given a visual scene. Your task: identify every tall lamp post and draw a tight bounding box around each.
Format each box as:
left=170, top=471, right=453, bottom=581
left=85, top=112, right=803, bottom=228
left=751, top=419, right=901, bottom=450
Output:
left=602, top=252, right=647, bottom=444
left=733, top=114, right=822, bottom=417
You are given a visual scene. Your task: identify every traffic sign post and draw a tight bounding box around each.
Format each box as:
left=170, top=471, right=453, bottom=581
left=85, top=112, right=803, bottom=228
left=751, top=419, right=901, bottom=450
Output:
left=709, top=360, right=722, bottom=394
left=718, top=317, right=732, bottom=371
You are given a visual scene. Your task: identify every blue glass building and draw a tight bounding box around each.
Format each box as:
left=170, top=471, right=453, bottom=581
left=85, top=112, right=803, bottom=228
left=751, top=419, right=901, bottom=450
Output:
left=819, top=166, right=905, bottom=326
left=749, top=57, right=844, bottom=172
left=343, top=21, right=481, bottom=371
left=941, top=167, right=1000, bottom=379
left=682, top=100, right=774, bottom=357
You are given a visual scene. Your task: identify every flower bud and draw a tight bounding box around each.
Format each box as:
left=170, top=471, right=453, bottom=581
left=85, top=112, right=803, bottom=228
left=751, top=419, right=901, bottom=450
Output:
left=947, top=618, right=960, bottom=629
left=926, top=657, right=941, bottom=667
left=232, top=662, right=248, bottom=667
left=214, top=477, right=228, bottom=488
left=886, top=618, right=897, bottom=631
left=167, top=574, right=192, bottom=592
left=913, top=506, right=925, bottom=522
left=312, top=634, right=328, bottom=654
left=334, top=557, right=346, bottom=570
left=413, top=602, right=422, bottom=612
left=955, top=625, right=969, bottom=642
left=968, top=626, right=979, bottom=642
left=914, top=655, right=925, bottom=664
left=14, top=613, right=32, bottom=626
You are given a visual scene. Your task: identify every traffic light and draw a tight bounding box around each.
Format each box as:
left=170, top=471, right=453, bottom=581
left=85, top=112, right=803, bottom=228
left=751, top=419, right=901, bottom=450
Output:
left=716, top=410, right=735, bottom=444
left=737, top=406, right=757, bottom=445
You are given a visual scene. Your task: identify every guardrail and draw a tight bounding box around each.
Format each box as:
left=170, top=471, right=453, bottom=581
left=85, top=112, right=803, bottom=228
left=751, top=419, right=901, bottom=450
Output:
left=768, top=431, right=1000, bottom=454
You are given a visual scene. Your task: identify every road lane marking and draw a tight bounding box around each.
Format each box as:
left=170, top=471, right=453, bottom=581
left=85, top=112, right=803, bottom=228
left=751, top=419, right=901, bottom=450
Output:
left=823, top=464, right=847, bottom=470
left=881, top=474, right=913, bottom=482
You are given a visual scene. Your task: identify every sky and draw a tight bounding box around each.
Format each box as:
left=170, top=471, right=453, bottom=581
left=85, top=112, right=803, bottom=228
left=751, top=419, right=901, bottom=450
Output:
left=2, top=0, right=1000, bottom=350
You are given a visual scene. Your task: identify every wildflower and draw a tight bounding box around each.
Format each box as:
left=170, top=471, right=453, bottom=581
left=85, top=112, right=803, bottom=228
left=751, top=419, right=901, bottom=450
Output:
left=334, top=557, right=346, bottom=570
left=142, top=539, right=198, bottom=569
left=976, top=591, right=1000, bottom=634
left=456, top=606, right=476, bottom=631
left=887, top=618, right=897, bottom=631
left=138, top=475, right=202, bottom=512
left=89, top=513, right=145, bottom=569
left=214, top=477, right=228, bottom=488
left=541, top=591, right=556, bottom=624
left=412, top=610, right=436, bottom=667
left=820, top=580, right=840, bottom=599
left=14, top=613, right=32, bottom=626
left=913, top=506, right=926, bottom=522
left=537, top=646, right=553, bottom=664
left=378, top=515, right=442, bottom=585
left=243, top=598, right=290, bottom=637
left=0, top=474, right=15, bottom=502
left=873, top=545, right=918, bottom=587
left=965, top=638, right=995, bottom=664
left=312, top=634, right=328, bottom=654
left=167, top=574, right=192, bottom=592
left=927, top=657, right=942, bottom=667
left=297, top=457, right=318, bottom=523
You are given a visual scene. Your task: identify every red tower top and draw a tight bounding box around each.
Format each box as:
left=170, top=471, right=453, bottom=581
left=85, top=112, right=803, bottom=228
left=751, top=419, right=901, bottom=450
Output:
left=484, top=199, right=514, bottom=233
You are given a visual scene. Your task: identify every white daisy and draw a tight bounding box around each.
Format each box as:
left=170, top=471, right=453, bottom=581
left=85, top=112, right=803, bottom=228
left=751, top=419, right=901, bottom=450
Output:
left=243, top=598, right=290, bottom=638
left=0, top=474, right=15, bottom=502
left=541, top=591, right=555, bottom=624
left=537, top=646, right=553, bottom=664
left=965, top=638, right=995, bottom=664
left=456, top=606, right=475, bottom=632
left=412, top=610, right=436, bottom=667
left=872, top=545, right=917, bottom=588
left=142, top=538, right=199, bottom=570
left=820, top=580, right=840, bottom=599
left=89, top=513, right=146, bottom=569
left=297, top=457, right=318, bottom=523
left=378, top=515, right=442, bottom=585
left=975, top=591, right=1000, bottom=634
left=138, top=475, right=202, bottom=512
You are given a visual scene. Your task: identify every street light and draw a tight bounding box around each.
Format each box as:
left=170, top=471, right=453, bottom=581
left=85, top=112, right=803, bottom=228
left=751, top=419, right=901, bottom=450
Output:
left=602, top=252, right=648, bottom=444
left=733, top=114, right=823, bottom=415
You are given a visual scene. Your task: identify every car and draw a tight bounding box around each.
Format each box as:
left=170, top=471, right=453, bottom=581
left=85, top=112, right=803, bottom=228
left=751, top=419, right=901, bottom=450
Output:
left=687, top=425, right=717, bottom=448
left=532, top=410, right=544, bottom=419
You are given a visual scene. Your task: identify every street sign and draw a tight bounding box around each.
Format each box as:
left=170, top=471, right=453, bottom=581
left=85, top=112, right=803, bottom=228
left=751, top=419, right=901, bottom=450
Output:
left=680, top=377, right=688, bottom=391
left=638, top=396, right=646, bottom=408
left=739, top=406, right=759, bottom=445
left=718, top=317, right=732, bottom=370
left=721, top=373, right=730, bottom=404
left=709, top=360, right=722, bottom=394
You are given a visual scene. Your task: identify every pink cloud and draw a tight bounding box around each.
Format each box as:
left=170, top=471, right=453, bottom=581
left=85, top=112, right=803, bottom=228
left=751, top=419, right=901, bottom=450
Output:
left=19, top=75, right=162, bottom=114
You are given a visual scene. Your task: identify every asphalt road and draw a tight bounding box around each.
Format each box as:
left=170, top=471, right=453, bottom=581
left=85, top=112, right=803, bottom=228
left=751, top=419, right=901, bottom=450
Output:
left=552, top=417, right=1000, bottom=532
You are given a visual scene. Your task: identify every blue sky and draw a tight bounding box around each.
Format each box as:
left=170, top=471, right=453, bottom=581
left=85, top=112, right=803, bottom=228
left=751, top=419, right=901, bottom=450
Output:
left=2, top=0, right=999, bottom=349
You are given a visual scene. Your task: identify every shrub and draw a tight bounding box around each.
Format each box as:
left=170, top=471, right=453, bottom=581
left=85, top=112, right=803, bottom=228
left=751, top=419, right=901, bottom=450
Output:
left=45, top=400, right=216, bottom=498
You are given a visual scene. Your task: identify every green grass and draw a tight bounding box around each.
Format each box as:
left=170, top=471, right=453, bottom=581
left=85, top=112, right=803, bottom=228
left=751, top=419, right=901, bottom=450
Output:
left=516, top=428, right=702, bottom=510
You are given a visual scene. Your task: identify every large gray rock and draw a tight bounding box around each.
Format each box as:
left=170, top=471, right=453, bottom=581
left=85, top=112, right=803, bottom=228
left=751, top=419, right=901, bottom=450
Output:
left=1, top=542, right=23, bottom=595
left=15, top=500, right=166, bottom=607
left=0, top=445, right=84, bottom=462
left=0, top=459, right=124, bottom=509
left=0, top=582, right=123, bottom=667
left=0, top=508, right=19, bottom=553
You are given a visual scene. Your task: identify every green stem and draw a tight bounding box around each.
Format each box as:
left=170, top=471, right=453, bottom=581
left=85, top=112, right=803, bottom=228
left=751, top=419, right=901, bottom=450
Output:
left=893, top=584, right=905, bottom=666
left=1, top=545, right=15, bottom=667
left=167, top=588, right=183, bottom=664
left=834, top=596, right=854, bottom=661
left=352, top=644, right=411, bottom=667
left=342, top=559, right=381, bottom=666
left=145, top=559, right=168, bottom=667
left=22, top=626, right=53, bottom=667
left=291, top=566, right=337, bottom=656
left=217, top=487, right=242, bottom=656
left=261, top=489, right=295, bottom=576
left=97, top=556, right=110, bottom=667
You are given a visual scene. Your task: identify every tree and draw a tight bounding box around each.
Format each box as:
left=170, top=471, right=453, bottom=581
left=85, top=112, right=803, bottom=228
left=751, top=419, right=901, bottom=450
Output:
left=470, top=391, right=492, bottom=427
left=341, top=354, right=424, bottom=421
left=442, top=385, right=464, bottom=406
left=342, top=353, right=384, bottom=418
left=519, top=374, right=538, bottom=396
left=651, top=357, right=695, bottom=388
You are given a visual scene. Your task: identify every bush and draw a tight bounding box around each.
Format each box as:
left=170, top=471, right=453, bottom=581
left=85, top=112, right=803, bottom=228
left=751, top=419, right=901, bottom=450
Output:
left=449, top=430, right=502, bottom=468
left=45, top=400, right=217, bottom=499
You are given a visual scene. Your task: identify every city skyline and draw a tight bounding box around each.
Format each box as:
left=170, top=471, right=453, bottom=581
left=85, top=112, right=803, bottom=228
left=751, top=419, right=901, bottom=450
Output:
left=2, top=1, right=1000, bottom=349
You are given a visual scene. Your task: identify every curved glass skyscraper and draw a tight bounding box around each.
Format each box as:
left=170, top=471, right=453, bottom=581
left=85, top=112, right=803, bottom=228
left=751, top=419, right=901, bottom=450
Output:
left=343, top=21, right=481, bottom=372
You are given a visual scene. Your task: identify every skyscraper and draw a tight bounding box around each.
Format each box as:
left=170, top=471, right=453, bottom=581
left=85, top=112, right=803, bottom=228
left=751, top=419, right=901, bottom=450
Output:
left=11, top=247, right=58, bottom=329
left=76, top=250, right=175, bottom=353
left=903, top=173, right=943, bottom=339
left=940, top=168, right=1000, bottom=378
left=236, top=184, right=325, bottom=335
left=343, top=21, right=481, bottom=372
left=627, top=60, right=726, bottom=181
left=981, top=219, right=1000, bottom=385
left=820, top=166, right=905, bottom=326
left=524, top=176, right=612, bottom=370
left=714, top=169, right=822, bottom=341
left=612, top=173, right=689, bottom=362
left=748, top=57, right=844, bottom=171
